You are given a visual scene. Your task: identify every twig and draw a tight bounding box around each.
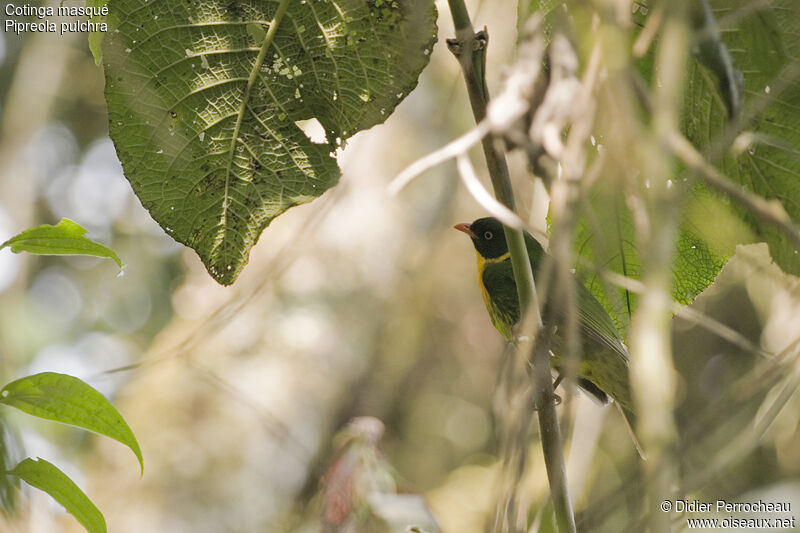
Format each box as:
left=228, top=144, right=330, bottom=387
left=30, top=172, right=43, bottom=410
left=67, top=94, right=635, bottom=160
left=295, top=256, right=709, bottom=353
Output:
left=445, top=1, right=539, bottom=319
left=597, top=269, right=771, bottom=359
left=582, top=333, right=800, bottom=531
left=668, top=132, right=800, bottom=250
left=387, top=121, right=490, bottom=195
left=455, top=154, right=523, bottom=229
left=709, top=59, right=800, bottom=160
left=530, top=323, right=575, bottom=533
left=544, top=22, right=594, bottom=474
left=694, top=371, right=800, bottom=486
left=633, top=1, right=665, bottom=58
left=629, top=4, right=689, bottom=532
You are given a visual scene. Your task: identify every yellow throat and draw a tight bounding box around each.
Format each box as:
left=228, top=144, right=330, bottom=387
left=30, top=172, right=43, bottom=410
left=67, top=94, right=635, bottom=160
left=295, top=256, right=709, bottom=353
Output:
left=475, top=250, right=510, bottom=308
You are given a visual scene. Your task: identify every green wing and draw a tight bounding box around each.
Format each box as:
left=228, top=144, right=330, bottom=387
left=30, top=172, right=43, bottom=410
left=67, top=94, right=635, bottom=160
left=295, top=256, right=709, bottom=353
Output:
left=572, top=280, right=633, bottom=412
left=527, top=241, right=632, bottom=411
left=573, top=281, right=630, bottom=363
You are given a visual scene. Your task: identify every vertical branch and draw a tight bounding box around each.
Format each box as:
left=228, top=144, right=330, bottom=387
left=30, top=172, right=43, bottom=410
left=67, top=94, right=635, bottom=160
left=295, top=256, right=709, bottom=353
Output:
left=445, top=3, right=538, bottom=320
left=445, top=1, right=575, bottom=532
left=530, top=322, right=575, bottom=533
left=628, top=2, right=688, bottom=532
left=545, top=26, right=603, bottom=441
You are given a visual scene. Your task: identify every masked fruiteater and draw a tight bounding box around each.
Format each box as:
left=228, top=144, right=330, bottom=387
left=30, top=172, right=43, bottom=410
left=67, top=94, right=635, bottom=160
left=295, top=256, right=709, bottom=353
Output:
left=455, top=217, right=634, bottom=414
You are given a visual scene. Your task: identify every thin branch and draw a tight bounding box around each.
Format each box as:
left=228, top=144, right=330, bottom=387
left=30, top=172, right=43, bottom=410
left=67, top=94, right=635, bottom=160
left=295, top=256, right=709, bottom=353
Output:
left=583, top=332, right=800, bottom=531
left=455, top=154, right=523, bottom=229
left=445, top=1, right=574, bottom=532
left=629, top=5, right=690, bottom=532
left=688, top=368, right=800, bottom=490
left=633, top=1, right=665, bottom=58
left=598, top=269, right=771, bottom=359
left=709, top=58, right=800, bottom=160
left=543, top=21, right=597, bottom=474
left=387, top=120, right=490, bottom=195
left=668, top=132, right=800, bottom=250
left=530, top=323, right=575, bottom=533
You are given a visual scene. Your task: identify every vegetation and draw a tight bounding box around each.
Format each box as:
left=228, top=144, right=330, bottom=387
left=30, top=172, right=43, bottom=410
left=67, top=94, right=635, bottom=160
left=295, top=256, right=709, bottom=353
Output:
left=0, top=0, right=799, bottom=531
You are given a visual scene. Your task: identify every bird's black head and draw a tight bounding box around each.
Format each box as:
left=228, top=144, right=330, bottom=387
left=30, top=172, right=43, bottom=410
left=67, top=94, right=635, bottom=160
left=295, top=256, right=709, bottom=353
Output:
left=454, top=217, right=509, bottom=259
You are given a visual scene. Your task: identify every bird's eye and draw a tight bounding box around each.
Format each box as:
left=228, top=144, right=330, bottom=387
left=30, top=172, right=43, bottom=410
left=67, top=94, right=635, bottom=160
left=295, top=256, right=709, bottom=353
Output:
left=484, top=231, right=493, bottom=240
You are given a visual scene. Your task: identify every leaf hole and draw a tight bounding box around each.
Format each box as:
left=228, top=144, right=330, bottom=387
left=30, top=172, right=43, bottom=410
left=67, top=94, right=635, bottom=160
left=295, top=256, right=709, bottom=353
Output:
left=294, top=118, right=326, bottom=144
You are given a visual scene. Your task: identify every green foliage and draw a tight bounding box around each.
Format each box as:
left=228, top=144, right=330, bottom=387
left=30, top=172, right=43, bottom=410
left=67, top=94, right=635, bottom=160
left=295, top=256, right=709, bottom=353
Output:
left=542, top=1, right=800, bottom=334
left=685, top=0, right=800, bottom=276
left=101, top=0, right=437, bottom=284
left=0, top=219, right=122, bottom=269
left=572, top=189, right=640, bottom=334
left=6, top=458, right=106, bottom=533
left=573, top=186, right=740, bottom=334
left=0, top=373, right=143, bottom=473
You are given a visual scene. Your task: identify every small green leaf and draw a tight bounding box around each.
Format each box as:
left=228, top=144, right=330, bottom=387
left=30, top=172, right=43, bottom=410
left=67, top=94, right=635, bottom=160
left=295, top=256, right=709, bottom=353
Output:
left=0, top=219, right=122, bottom=269
left=7, top=457, right=106, bottom=533
left=0, top=373, right=143, bottom=473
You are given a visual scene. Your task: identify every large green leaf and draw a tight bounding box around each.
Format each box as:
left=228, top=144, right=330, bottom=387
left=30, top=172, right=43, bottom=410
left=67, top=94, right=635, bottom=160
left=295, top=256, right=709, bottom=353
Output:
left=6, top=458, right=106, bottom=533
left=102, top=0, right=437, bottom=284
left=0, top=219, right=122, bottom=268
left=574, top=185, right=747, bottom=335
left=0, top=373, right=143, bottom=473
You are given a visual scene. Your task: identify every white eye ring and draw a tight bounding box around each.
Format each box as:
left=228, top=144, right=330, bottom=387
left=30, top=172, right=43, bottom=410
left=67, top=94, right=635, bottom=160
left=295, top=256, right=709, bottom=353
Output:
left=484, top=231, right=493, bottom=240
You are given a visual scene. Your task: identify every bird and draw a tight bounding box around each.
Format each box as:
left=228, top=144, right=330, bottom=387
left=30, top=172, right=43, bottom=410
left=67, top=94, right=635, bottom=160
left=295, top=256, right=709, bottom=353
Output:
left=454, top=216, right=634, bottom=415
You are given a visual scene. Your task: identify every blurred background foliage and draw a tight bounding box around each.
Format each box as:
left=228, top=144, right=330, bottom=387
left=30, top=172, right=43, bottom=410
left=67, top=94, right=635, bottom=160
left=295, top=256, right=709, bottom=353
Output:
left=0, top=1, right=799, bottom=532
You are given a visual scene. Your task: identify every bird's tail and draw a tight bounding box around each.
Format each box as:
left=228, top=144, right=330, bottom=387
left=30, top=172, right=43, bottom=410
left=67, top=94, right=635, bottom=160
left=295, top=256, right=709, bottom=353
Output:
left=576, top=377, right=610, bottom=406
left=616, top=403, right=646, bottom=460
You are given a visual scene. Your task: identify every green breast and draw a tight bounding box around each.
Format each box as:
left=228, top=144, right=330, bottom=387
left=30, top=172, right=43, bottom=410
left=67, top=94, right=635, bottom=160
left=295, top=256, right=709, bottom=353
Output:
left=480, top=259, right=520, bottom=340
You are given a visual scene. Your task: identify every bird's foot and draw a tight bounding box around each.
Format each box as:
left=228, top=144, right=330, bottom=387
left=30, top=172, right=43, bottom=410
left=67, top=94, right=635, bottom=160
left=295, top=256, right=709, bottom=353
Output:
left=532, top=392, right=562, bottom=410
